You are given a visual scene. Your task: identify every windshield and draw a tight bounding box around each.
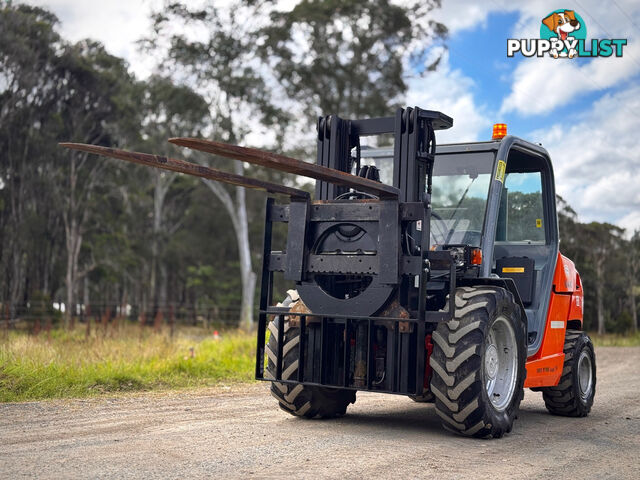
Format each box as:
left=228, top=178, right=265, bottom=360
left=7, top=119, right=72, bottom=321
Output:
left=356, top=149, right=495, bottom=247
left=430, top=152, right=495, bottom=247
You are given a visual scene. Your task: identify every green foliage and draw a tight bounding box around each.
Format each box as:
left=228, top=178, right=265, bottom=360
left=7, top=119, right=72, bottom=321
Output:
left=145, top=1, right=289, bottom=142
left=259, top=0, right=446, bottom=120
left=557, top=195, right=637, bottom=334
left=186, top=264, right=242, bottom=309
left=2, top=2, right=638, bottom=340
left=0, top=3, right=244, bottom=321
left=507, top=191, right=545, bottom=242
left=27, top=291, right=61, bottom=325
left=590, top=331, right=640, bottom=347
left=0, top=325, right=256, bottom=402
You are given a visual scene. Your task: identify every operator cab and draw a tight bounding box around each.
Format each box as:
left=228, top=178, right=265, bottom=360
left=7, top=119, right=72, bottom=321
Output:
left=358, top=134, right=559, bottom=357
left=436, top=137, right=559, bottom=357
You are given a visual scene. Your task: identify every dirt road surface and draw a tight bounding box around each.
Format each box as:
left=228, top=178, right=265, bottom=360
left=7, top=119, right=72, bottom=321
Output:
left=1, top=346, right=639, bottom=479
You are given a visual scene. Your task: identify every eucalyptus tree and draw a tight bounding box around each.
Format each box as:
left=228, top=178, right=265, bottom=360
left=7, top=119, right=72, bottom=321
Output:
left=258, top=0, right=447, bottom=120
left=137, top=76, right=209, bottom=311
left=52, top=41, right=139, bottom=326
left=0, top=4, right=67, bottom=321
left=143, top=0, right=446, bottom=328
left=629, top=231, right=640, bottom=332
left=143, top=1, right=290, bottom=329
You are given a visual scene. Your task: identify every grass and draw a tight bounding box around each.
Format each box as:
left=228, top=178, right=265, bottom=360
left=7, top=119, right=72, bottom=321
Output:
left=0, top=324, right=257, bottom=402
left=590, top=331, right=640, bottom=347
left=2, top=322, right=638, bottom=403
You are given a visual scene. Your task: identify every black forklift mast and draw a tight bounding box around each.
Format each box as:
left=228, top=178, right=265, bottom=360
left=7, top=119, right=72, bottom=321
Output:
left=256, top=107, right=458, bottom=396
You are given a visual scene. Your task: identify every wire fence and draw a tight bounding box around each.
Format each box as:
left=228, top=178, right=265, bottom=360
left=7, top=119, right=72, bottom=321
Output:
left=0, top=302, right=244, bottom=338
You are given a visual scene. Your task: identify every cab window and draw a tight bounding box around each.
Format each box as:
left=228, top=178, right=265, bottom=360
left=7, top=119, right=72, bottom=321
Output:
left=496, top=171, right=545, bottom=243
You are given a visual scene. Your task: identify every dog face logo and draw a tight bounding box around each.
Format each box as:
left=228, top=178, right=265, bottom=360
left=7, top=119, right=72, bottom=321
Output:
left=508, top=10, right=626, bottom=59
left=540, top=9, right=585, bottom=58
left=542, top=10, right=580, bottom=42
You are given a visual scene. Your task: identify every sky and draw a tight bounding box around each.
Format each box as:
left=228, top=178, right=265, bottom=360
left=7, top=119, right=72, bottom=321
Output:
left=26, top=0, right=640, bottom=235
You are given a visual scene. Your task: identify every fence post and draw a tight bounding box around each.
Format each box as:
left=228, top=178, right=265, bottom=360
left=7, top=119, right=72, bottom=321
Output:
left=45, top=317, right=52, bottom=341
left=112, top=311, right=119, bottom=336
left=169, top=305, right=175, bottom=339
left=153, top=308, right=163, bottom=333
left=203, top=307, right=209, bottom=331
left=139, top=311, right=146, bottom=339
left=85, top=314, right=92, bottom=340
left=102, top=307, right=110, bottom=338
left=33, top=318, right=41, bottom=336
left=3, top=304, right=10, bottom=339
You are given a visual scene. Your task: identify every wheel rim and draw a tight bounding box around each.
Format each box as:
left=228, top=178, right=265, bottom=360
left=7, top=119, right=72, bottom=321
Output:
left=484, top=316, right=518, bottom=411
left=577, top=349, right=593, bottom=401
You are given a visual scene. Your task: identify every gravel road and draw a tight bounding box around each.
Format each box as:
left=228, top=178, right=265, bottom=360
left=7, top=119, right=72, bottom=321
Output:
left=1, top=346, right=639, bottom=479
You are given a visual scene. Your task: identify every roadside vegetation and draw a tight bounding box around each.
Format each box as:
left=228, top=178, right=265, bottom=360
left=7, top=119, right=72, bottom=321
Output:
left=0, top=325, right=256, bottom=402
left=2, top=323, right=638, bottom=402
left=591, top=331, right=640, bottom=347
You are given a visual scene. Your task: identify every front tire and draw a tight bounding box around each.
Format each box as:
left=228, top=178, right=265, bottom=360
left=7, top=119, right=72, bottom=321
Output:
left=429, top=286, right=527, bottom=438
left=541, top=330, right=596, bottom=416
left=265, top=295, right=356, bottom=418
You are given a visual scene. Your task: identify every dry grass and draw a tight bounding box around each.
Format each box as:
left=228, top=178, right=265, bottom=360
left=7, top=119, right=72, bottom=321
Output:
left=0, top=324, right=256, bottom=402
left=3, top=322, right=637, bottom=403
left=590, top=331, right=640, bottom=347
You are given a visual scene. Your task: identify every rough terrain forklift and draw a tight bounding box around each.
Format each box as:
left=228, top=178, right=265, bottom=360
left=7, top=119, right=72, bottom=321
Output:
left=62, top=106, right=596, bottom=439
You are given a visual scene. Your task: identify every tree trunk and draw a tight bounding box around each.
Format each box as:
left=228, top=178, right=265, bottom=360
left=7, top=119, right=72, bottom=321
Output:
left=629, top=248, right=638, bottom=333
left=630, top=275, right=638, bottom=334
left=595, top=257, right=605, bottom=335
left=63, top=155, right=79, bottom=329
left=5, top=130, right=30, bottom=327
left=64, top=215, right=82, bottom=329
left=634, top=294, right=639, bottom=334
left=202, top=161, right=257, bottom=330
left=9, top=249, right=26, bottom=328
left=234, top=167, right=257, bottom=330
left=150, top=171, right=174, bottom=310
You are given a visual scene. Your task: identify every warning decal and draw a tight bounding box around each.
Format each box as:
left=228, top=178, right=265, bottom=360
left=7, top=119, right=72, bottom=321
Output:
left=502, top=267, right=525, bottom=273
left=495, top=160, right=506, bottom=183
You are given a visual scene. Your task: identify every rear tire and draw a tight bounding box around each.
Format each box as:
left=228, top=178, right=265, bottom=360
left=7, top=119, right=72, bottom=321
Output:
left=266, top=295, right=356, bottom=418
left=429, top=286, right=527, bottom=438
left=541, top=330, right=596, bottom=417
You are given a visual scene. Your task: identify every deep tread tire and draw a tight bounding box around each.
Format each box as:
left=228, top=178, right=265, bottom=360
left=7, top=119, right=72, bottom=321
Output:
left=266, top=296, right=356, bottom=419
left=541, top=330, right=596, bottom=417
left=429, top=286, right=527, bottom=438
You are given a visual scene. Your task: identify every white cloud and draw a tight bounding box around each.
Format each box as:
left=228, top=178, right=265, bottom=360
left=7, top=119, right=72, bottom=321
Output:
left=529, top=85, right=640, bottom=234
left=430, top=0, right=640, bottom=117
left=27, top=0, right=167, bottom=78
left=26, top=0, right=640, bottom=237
left=500, top=0, right=640, bottom=116
left=437, top=0, right=640, bottom=39
left=406, top=52, right=490, bottom=143
left=618, top=211, right=640, bottom=236
left=430, top=0, right=514, bottom=35
left=28, top=0, right=300, bottom=80
left=500, top=43, right=640, bottom=116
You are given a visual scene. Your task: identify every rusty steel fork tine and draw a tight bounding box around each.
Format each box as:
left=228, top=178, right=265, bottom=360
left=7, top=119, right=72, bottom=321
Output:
left=168, top=137, right=399, bottom=199
left=59, top=143, right=309, bottom=199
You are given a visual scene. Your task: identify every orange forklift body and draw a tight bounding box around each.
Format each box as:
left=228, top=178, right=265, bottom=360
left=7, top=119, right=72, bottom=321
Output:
left=524, top=252, right=584, bottom=388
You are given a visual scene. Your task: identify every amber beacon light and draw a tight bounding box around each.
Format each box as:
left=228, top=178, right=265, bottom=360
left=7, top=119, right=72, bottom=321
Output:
left=492, top=123, right=507, bottom=140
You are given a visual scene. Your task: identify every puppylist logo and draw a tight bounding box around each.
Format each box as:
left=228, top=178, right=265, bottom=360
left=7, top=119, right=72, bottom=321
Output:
left=508, top=9, right=627, bottom=59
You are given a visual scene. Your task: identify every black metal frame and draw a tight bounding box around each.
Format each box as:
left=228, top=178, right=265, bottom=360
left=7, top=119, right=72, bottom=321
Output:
left=256, top=107, right=457, bottom=396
